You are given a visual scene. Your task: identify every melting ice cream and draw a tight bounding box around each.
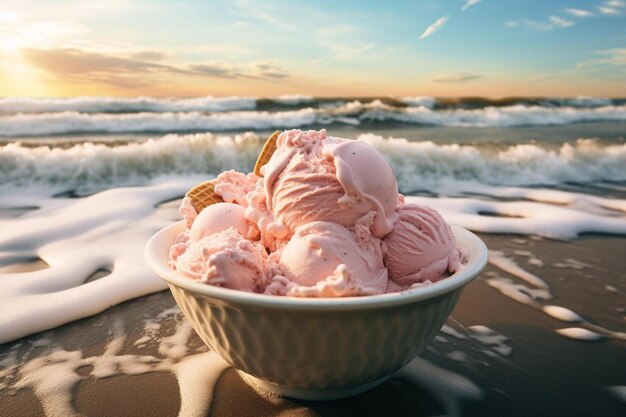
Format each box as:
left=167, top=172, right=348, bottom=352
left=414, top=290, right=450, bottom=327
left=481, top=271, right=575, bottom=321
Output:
left=169, top=129, right=465, bottom=296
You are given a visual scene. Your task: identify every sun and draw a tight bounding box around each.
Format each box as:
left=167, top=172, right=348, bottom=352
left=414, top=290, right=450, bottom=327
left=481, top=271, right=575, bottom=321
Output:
left=1, top=38, right=22, bottom=54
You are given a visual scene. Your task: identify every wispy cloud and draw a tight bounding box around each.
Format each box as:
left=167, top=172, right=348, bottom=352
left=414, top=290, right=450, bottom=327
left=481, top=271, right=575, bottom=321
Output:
left=232, top=0, right=297, bottom=31
left=190, top=61, right=289, bottom=80
left=598, top=0, right=625, bottom=14
left=577, top=48, right=626, bottom=68
left=419, top=16, right=449, bottom=40
left=598, top=6, right=619, bottom=14
left=461, top=0, right=482, bottom=11
left=564, top=8, right=594, bottom=17
left=314, top=25, right=376, bottom=61
left=431, top=72, right=483, bottom=83
left=16, top=47, right=290, bottom=88
left=506, top=16, right=574, bottom=31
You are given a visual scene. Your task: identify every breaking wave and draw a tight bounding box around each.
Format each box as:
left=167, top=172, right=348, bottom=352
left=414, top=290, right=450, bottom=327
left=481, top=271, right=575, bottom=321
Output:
left=2, top=132, right=624, bottom=191
left=1, top=102, right=625, bottom=136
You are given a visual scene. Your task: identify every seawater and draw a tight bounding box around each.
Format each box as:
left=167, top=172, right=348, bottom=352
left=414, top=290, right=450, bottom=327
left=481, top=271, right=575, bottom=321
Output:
left=0, top=95, right=625, bottom=344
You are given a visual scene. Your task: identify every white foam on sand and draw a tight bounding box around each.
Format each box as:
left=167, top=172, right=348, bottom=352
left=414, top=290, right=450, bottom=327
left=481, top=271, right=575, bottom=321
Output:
left=467, top=326, right=513, bottom=357
left=0, top=178, right=203, bottom=344
left=1, top=309, right=230, bottom=417
left=542, top=306, right=583, bottom=322
left=555, top=327, right=604, bottom=341
left=405, top=195, right=626, bottom=239
left=488, top=251, right=549, bottom=289
left=397, top=357, right=483, bottom=417
left=0, top=176, right=623, bottom=343
left=480, top=250, right=626, bottom=341
left=607, top=386, right=626, bottom=403
left=0, top=307, right=483, bottom=417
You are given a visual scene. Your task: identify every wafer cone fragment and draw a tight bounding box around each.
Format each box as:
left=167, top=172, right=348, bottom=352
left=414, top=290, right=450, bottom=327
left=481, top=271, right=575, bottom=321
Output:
left=254, top=130, right=280, bottom=177
left=185, top=180, right=223, bottom=214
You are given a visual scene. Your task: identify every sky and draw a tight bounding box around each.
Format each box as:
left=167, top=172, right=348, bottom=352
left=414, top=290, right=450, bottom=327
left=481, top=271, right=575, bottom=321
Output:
left=0, top=0, right=625, bottom=98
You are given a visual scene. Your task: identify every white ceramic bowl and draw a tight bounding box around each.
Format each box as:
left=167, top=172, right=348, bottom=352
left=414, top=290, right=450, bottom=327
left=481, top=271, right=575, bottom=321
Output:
left=145, top=221, right=487, bottom=401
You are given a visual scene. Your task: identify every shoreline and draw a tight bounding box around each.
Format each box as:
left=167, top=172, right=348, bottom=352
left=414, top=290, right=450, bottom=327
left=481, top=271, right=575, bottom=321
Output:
left=1, top=233, right=625, bottom=416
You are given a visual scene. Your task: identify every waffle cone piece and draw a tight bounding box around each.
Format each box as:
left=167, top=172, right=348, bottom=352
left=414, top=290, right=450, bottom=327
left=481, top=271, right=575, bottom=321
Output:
left=185, top=130, right=280, bottom=213
left=253, top=130, right=280, bottom=177
left=185, top=180, right=223, bottom=214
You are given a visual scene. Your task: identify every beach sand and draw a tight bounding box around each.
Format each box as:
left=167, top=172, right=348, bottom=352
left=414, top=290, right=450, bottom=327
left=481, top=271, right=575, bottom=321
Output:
left=1, top=234, right=625, bottom=417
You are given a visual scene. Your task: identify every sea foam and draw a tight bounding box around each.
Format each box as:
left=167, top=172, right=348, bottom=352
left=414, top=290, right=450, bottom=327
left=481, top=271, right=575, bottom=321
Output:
left=0, top=96, right=258, bottom=114
left=1, top=102, right=625, bottom=136
left=2, top=133, right=625, bottom=190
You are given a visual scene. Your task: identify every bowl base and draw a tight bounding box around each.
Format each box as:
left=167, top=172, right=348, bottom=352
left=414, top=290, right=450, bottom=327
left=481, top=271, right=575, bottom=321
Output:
left=238, top=371, right=390, bottom=401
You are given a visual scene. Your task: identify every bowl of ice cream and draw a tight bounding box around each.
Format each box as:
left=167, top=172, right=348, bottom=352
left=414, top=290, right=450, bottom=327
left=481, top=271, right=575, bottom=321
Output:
left=144, top=129, right=488, bottom=400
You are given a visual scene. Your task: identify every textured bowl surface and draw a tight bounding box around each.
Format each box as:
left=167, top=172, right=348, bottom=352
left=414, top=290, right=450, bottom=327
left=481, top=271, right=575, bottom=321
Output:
left=145, top=221, right=487, bottom=400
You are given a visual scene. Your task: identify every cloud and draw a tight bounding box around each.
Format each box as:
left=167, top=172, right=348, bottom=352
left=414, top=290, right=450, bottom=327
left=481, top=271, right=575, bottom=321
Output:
left=461, top=0, right=482, bottom=11
left=576, top=48, right=626, bottom=68
left=548, top=16, right=575, bottom=27
left=249, top=62, right=290, bottom=79
left=419, top=16, right=449, bottom=40
left=431, top=72, right=483, bottom=83
left=606, top=0, right=625, bottom=7
left=506, top=15, right=574, bottom=31
left=232, top=0, right=297, bottom=31
left=564, top=8, right=594, bottom=17
left=20, top=48, right=179, bottom=75
left=127, top=51, right=167, bottom=61
left=313, top=24, right=377, bottom=61
left=598, top=6, right=619, bottom=14
left=188, top=61, right=289, bottom=80
left=0, top=14, right=87, bottom=52
left=17, top=47, right=290, bottom=88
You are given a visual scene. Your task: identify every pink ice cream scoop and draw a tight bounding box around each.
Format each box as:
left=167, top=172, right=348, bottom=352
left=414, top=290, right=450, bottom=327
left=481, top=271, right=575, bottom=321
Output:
left=189, top=202, right=258, bottom=241
left=269, top=221, right=388, bottom=297
left=213, top=170, right=259, bottom=206
left=246, top=129, right=398, bottom=248
left=169, top=228, right=268, bottom=292
left=383, top=204, right=463, bottom=286
left=178, top=197, right=258, bottom=240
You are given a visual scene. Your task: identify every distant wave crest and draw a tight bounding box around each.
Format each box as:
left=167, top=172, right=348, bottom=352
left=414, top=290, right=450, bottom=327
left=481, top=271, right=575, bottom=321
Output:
left=0, top=95, right=321, bottom=115
left=1, top=101, right=625, bottom=136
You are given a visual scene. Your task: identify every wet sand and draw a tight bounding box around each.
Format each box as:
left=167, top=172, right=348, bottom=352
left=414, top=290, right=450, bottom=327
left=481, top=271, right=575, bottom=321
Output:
left=1, top=234, right=625, bottom=417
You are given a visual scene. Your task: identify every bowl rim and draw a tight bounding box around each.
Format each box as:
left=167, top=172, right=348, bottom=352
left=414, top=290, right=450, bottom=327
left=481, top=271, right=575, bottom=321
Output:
left=145, top=221, right=488, bottom=311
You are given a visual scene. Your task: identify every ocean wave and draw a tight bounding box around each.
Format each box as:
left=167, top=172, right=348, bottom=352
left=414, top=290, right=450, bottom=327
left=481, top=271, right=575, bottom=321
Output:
left=0, top=96, right=258, bottom=114
left=0, top=95, right=320, bottom=115
left=2, top=132, right=624, bottom=190
left=357, top=134, right=626, bottom=191
left=0, top=109, right=317, bottom=136
left=359, top=102, right=626, bottom=127
left=268, top=95, right=315, bottom=105
left=2, top=95, right=622, bottom=116
left=1, top=102, right=625, bottom=136
left=400, top=96, right=437, bottom=108
left=540, top=96, right=613, bottom=108
left=0, top=132, right=262, bottom=190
